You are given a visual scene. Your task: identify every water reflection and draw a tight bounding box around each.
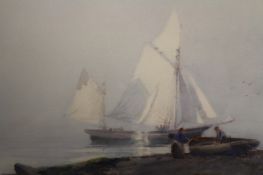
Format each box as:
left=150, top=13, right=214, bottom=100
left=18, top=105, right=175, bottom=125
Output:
left=0, top=135, right=171, bottom=174
left=69, top=144, right=170, bottom=163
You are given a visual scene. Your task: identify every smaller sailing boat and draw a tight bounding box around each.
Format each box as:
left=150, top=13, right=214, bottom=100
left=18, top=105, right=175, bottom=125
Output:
left=69, top=69, right=135, bottom=144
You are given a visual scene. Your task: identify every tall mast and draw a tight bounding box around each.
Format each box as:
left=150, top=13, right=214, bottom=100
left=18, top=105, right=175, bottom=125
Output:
left=101, top=82, right=107, bottom=129
left=174, top=48, right=181, bottom=129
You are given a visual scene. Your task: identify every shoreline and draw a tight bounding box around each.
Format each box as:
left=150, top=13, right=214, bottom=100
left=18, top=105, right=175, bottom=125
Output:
left=10, top=150, right=263, bottom=175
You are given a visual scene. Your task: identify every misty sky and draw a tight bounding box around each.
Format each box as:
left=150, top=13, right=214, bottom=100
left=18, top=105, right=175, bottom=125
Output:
left=0, top=0, right=263, bottom=138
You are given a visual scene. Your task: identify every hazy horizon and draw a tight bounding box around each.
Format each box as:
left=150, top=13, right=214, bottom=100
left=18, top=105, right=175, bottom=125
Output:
left=1, top=0, right=263, bottom=140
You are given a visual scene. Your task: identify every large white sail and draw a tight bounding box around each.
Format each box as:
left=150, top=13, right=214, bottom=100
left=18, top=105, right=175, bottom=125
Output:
left=153, top=11, right=180, bottom=63
left=133, top=45, right=176, bottom=128
left=137, top=86, right=159, bottom=124
left=106, top=10, right=216, bottom=131
left=69, top=69, right=105, bottom=125
left=132, top=12, right=181, bottom=129
left=134, top=10, right=217, bottom=130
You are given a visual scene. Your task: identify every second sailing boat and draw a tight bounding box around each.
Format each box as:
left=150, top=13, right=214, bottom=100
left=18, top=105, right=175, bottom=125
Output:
left=69, top=69, right=136, bottom=144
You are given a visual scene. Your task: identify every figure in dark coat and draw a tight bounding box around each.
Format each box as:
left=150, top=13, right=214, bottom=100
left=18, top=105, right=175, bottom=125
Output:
left=175, top=128, right=189, bottom=144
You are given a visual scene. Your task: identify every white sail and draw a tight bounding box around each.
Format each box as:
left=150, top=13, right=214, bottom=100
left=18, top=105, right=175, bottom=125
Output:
left=69, top=70, right=105, bottom=125
left=77, top=69, right=89, bottom=90
left=133, top=10, right=216, bottom=130
left=133, top=46, right=176, bottom=93
left=196, top=112, right=205, bottom=124
left=178, top=71, right=196, bottom=124
left=186, top=72, right=217, bottom=119
left=178, top=70, right=212, bottom=124
left=132, top=12, right=180, bottom=129
left=153, top=11, right=180, bottom=63
left=137, top=86, right=159, bottom=123
left=105, top=10, right=216, bottom=130
left=133, top=45, right=176, bottom=128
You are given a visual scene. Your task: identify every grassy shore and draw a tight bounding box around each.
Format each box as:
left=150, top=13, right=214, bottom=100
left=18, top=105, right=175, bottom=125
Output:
left=11, top=150, right=263, bottom=175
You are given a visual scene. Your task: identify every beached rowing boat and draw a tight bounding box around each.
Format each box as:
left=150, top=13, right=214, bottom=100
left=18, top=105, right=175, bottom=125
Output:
left=171, top=137, right=260, bottom=158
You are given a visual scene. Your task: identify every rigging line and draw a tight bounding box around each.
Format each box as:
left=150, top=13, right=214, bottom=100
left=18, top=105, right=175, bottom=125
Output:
left=149, top=43, right=175, bottom=69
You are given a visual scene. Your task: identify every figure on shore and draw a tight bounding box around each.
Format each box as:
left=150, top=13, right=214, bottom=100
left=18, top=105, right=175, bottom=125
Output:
left=169, top=128, right=191, bottom=158
left=214, top=126, right=226, bottom=143
left=175, top=128, right=190, bottom=154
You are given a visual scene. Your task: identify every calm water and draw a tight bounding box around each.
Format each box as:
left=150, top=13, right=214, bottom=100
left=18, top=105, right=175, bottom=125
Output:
left=0, top=135, right=169, bottom=174
left=1, top=122, right=262, bottom=174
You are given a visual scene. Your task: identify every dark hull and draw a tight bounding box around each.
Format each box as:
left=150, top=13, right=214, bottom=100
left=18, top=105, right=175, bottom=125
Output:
left=189, top=137, right=260, bottom=156
left=85, top=129, right=135, bottom=145
left=147, top=125, right=211, bottom=145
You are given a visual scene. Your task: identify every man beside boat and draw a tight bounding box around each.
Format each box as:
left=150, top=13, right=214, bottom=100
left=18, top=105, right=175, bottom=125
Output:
left=214, top=126, right=227, bottom=143
left=169, top=128, right=191, bottom=157
left=175, top=128, right=191, bottom=154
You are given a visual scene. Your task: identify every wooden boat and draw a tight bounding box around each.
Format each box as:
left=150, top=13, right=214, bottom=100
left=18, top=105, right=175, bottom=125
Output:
left=171, top=137, right=260, bottom=158
left=147, top=125, right=211, bottom=145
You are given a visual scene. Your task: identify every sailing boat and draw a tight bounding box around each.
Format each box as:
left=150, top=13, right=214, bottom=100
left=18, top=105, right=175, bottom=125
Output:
left=128, top=12, right=218, bottom=144
left=69, top=69, right=136, bottom=144
left=71, top=10, right=231, bottom=145
left=68, top=69, right=105, bottom=124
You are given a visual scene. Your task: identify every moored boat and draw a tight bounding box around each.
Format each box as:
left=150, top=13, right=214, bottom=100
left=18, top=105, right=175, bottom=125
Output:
left=68, top=69, right=136, bottom=144
left=84, top=128, right=135, bottom=145
left=132, top=11, right=222, bottom=145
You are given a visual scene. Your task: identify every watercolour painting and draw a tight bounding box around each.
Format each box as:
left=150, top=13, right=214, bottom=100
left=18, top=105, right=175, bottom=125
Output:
left=0, top=1, right=263, bottom=174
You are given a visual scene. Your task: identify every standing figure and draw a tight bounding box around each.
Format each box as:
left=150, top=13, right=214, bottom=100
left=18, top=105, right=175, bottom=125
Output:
left=175, top=128, right=190, bottom=154
left=214, top=126, right=226, bottom=143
